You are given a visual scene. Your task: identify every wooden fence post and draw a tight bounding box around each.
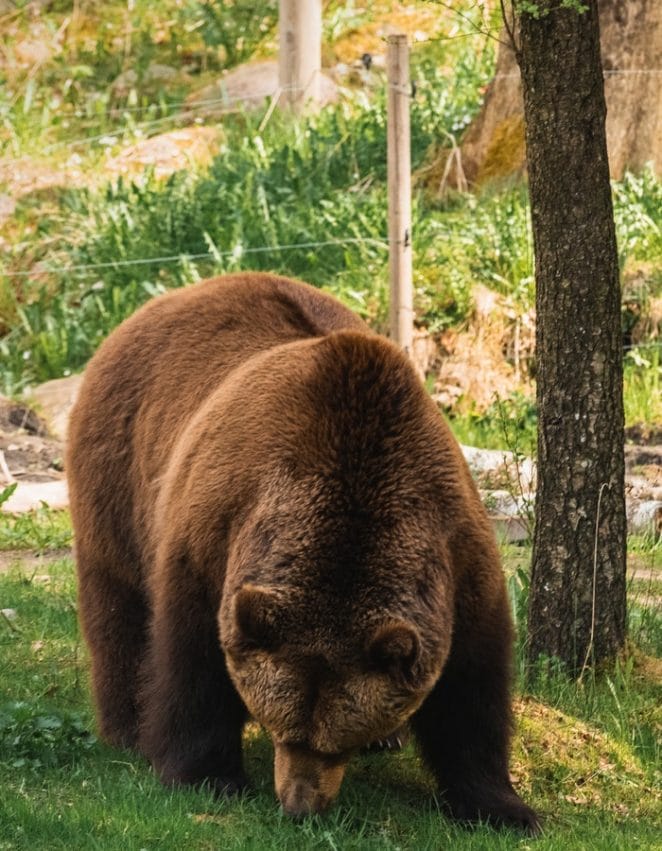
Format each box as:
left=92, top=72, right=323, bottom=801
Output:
left=387, top=34, right=413, bottom=354
left=279, top=0, right=322, bottom=112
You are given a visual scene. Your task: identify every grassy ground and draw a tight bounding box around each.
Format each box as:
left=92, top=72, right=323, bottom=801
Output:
left=0, top=513, right=659, bottom=850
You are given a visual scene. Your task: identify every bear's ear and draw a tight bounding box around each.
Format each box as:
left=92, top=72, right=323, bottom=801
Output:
left=367, top=621, right=421, bottom=680
left=234, top=584, right=281, bottom=651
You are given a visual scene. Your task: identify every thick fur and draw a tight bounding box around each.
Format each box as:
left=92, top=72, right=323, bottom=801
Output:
left=66, top=273, right=538, bottom=833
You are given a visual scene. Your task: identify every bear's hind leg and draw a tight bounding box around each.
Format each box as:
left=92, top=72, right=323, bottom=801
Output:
left=77, top=562, right=149, bottom=750
left=412, top=585, right=540, bottom=834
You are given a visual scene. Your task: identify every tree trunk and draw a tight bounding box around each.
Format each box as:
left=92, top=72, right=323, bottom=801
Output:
left=462, top=0, right=662, bottom=185
left=518, top=0, right=627, bottom=673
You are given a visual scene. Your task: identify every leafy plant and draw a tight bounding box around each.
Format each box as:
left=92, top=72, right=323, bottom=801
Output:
left=0, top=507, right=72, bottom=552
left=181, top=0, right=278, bottom=68
left=623, top=347, right=662, bottom=428
left=612, top=167, right=662, bottom=268
left=0, top=702, right=95, bottom=770
left=0, top=483, right=18, bottom=508
left=448, top=392, right=538, bottom=453
left=515, top=0, right=589, bottom=18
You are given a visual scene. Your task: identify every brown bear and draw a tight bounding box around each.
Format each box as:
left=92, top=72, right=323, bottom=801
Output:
left=66, top=272, right=538, bottom=833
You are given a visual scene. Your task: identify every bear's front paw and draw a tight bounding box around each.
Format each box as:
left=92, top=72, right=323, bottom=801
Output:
left=156, top=758, right=249, bottom=798
left=207, top=772, right=250, bottom=798
left=444, top=786, right=541, bottom=835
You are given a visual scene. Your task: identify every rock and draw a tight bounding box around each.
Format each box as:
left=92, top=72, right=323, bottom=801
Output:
left=111, top=63, right=189, bottom=98
left=627, top=500, right=662, bottom=538
left=107, top=127, right=221, bottom=180
left=460, top=6, right=662, bottom=185
left=1, top=479, right=69, bottom=513
left=479, top=489, right=533, bottom=544
left=461, top=444, right=537, bottom=491
left=0, top=158, right=85, bottom=200
left=0, top=396, right=62, bottom=481
left=15, top=38, right=53, bottom=66
left=478, top=485, right=662, bottom=543
left=186, top=59, right=338, bottom=116
left=24, top=374, right=83, bottom=442
left=411, top=328, right=439, bottom=379
left=0, top=397, right=48, bottom=437
left=489, top=513, right=531, bottom=544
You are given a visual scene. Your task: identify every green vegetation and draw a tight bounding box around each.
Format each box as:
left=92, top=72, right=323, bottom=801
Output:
left=1, top=3, right=659, bottom=446
left=447, top=392, right=538, bottom=454
left=0, top=513, right=659, bottom=849
left=0, top=488, right=72, bottom=552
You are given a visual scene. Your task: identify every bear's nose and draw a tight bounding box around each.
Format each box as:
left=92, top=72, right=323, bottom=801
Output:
left=279, top=782, right=330, bottom=819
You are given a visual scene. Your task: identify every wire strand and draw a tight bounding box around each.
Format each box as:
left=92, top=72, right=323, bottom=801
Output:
left=2, top=237, right=389, bottom=279
left=2, top=78, right=329, bottom=165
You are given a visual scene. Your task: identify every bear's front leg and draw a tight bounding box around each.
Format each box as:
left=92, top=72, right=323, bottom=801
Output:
left=139, top=563, right=248, bottom=796
left=412, top=585, right=540, bottom=834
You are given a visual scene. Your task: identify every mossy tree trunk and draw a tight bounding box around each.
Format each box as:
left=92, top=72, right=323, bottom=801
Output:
left=517, top=0, right=627, bottom=674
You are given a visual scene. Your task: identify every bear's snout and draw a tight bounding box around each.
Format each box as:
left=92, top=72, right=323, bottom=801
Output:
left=279, top=781, right=331, bottom=818
left=274, top=741, right=347, bottom=818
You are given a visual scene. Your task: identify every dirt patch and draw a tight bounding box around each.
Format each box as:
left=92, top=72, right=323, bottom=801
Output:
left=0, top=396, right=64, bottom=483
left=0, top=547, right=72, bottom=574
left=626, top=425, right=662, bottom=446
left=186, top=59, right=338, bottom=116
left=430, top=285, right=535, bottom=411
left=331, top=4, right=443, bottom=64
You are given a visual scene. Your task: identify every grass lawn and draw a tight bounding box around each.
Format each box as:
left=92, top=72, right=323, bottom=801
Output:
left=0, top=513, right=660, bottom=850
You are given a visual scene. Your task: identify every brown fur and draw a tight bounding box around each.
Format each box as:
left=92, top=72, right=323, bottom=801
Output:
left=66, top=272, right=538, bottom=832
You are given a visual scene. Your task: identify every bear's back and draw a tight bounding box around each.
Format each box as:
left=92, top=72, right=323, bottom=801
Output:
left=66, top=274, right=367, bottom=573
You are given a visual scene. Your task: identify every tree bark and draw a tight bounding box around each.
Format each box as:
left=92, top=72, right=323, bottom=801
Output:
left=462, top=0, right=662, bottom=184
left=517, top=0, right=627, bottom=673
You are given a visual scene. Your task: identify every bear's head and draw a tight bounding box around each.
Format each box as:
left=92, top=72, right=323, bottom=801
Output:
left=219, top=466, right=454, bottom=817
left=222, top=582, right=449, bottom=816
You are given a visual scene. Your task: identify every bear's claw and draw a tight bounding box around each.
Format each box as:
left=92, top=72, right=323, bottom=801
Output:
left=365, top=726, right=410, bottom=753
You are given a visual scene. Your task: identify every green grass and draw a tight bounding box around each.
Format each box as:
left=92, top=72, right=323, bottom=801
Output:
left=0, top=513, right=660, bottom=850
left=624, top=348, right=662, bottom=430
left=447, top=392, right=538, bottom=453
left=0, top=497, right=72, bottom=552
left=0, top=33, right=498, bottom=385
